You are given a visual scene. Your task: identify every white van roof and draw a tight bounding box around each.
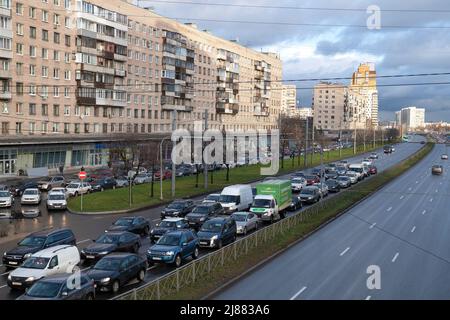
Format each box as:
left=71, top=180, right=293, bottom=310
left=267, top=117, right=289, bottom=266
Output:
left=32, top=245, right=76, bottom=258
left=221, top=185, right=251, bottom=195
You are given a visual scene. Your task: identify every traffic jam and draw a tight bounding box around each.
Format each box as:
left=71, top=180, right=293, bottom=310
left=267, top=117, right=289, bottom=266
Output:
left=0, top=152, right=382, bottom=300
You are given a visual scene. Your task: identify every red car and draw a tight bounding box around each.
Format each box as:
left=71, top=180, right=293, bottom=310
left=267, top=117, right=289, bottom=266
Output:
left=368, top=165, right=378, bottom=175
left=154, top=170, right=172, bottom=180
left=89, top=168, right=113, bottom=180
left=305, top=174, right=320, bottom=185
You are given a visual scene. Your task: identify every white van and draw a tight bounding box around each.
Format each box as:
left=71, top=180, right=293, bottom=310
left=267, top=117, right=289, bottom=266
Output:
left=7, top=245, right=80, bottom=290
left=219, top=185, right=254, bottom=214
left=348, top=164, right=365, bottom=180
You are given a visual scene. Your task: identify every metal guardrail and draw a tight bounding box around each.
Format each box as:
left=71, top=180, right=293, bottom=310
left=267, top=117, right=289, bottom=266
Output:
left=113, top=199, right=330, bottom=300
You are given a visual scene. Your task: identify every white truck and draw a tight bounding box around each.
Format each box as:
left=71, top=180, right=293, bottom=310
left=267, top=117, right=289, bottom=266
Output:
left=219, top=185, right=254, bottom=214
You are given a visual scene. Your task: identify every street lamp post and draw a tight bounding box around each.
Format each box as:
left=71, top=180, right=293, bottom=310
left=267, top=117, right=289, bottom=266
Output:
left=159, top=136, right=171, bottom=201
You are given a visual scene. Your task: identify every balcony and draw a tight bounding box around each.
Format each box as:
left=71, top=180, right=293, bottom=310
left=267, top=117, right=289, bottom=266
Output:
left=0, top=91, right=11, bottom=100
left=217, top=103, right=239, bottom=115
left=96, top=98, right=127, bottom=107
left=0, top=48, right=12, bottom=59
left=0, top=69, right=11, bottom=79
left=115, top=69, right=126, bottom=77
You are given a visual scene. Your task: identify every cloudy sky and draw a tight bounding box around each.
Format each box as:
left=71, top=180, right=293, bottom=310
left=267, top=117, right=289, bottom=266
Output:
left=140, top=0, right=450, bottom=122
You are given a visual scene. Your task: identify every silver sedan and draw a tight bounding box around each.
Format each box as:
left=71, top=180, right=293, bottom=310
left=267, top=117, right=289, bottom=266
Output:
left=232, top=212, right=260, bottom=235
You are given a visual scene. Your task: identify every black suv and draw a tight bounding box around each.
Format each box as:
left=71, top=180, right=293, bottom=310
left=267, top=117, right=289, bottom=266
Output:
left=105, top=216, right=150, bottom=236
left=2, top=228, right=76, bottom=268
left=161, top=200, right=195, bottom=219
left=185, top=203, right=225, bottom=229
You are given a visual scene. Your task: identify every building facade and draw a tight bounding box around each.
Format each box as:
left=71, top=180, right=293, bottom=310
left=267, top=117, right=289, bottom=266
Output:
left=0, top=0, right=282, bottom=175
left=280, top=84, right=296, bottom=116
left=396, top=106, right=426, bottom=132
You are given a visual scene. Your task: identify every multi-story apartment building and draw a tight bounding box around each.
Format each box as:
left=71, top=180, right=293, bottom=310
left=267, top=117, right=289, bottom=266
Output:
left=0, top=0, right=282, bottom=176
left=396, top=106, right=426, bottom=132
left=350, top=62, right=379, bottom=127
left=281, top=84, right=297, bottom=116
left=312, top=82, right=367, bottom=133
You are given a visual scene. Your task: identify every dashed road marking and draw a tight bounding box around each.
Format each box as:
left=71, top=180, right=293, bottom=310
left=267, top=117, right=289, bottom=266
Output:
left=0, top=285, right=7, bottom=289
left=76, top=239, right=91, bottom=245
left=430, top=198, right=434, bottom=203
left=369, top=223, right=377, bottom=230
left=422, top=210, right=427, bottom=215
left=147, top=266, right=158, bottom=271
left=408, top=188, right=412, bottom=191
left=290, top=286, right=307, bottom=300
left=411, top=226, right=416, bottom=233
left=153, top=218, right=161, bottom=222
left=340, top=247, right=351, bottom=256
left=365, top=296, right=372, bottom=300
left=400, top=196, right=404, bottom=200
left=392, top=253, right=399, bottom=263
left=387, top=207, right=393, bottom=212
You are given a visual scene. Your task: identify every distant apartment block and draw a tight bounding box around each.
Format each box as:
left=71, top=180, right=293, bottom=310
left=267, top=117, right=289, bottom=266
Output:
left=396, top=107, right=426, bottom=131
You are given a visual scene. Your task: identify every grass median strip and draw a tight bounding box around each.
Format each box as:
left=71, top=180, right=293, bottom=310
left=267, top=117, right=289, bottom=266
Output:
left=68, top=143, right=386, bottom=213
left=121, top=142, right=432, bottom=300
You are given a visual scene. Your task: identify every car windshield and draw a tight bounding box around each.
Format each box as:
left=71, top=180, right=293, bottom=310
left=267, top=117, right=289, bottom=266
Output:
left=292, top=178, right=305, bottom=183
left=206, top=195, right=220, bottom=201
left=0, top=191, right=10, bottom=197
left=232, top=214, right=247, bottom=222
left=305, top=175, right=317, bottom=180
left=219, top=195, right=239, bottom=203
left=22, top=257, right=50, bottom=270
left=338, top=176, right=349, bottom=181
left=200, top=221, right=223, bottom=233
left=192, top=206, right=209, bottom=214
left=41, top=177, right=51, bottom=182
left=23, top=190, right=38, bottom=195
left=96, top=234, right=120, bottom=244
left=67, top=184, right=80, bottom=189
left=26, top=281, right=62, bottom=298
left=157, top=234, right=181, bottom=246
left=94, top=258, right=121, bottom=271
left=114, top=218, right=133, bottom=226
left=252, top=199, right=271, bottom=208
left=18, top=236, right=46, bottom=247
left=48, top=194, right=65, bottom=201
left=159, top=221, right=177, bottom=228
left=301, top=189, right=315, bottom=195
left=168, top=202, right=184, bottom=209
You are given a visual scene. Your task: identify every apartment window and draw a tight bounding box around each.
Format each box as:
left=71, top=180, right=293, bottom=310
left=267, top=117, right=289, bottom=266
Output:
left=42, top=10, right=49, bottom=22
left=53, top=104, right=60, bottom=116
left=53, top=32, right=60, bottom=44
left=41, top=66, right=48, bottom=78
left=16, top=62, right=23, bottom=76
left=64, top=87, right=69, bottom=98
left=64, top=52, right=70, bottom=63
left=64, top=123, right=70, bottom=134
left=53, top=86, right=59, bottom=97
left=16, top=82, right=23, bottom=95
left=64, top=105, right=70, bottom=116
left=15, top=103, right=23, bottom=114
left=15, top=122, right=22, bottom=134
left=29, top=103, right=36, bottom=115
left=74, top=106, right=80, bottom=116
left=40, top=85, right=48, bottom=98
left=42, top=48, right=48, bottom=59
left=64, top=35, right=70, bottom=46
left=16, top=2, right=23, bottom=15
left=64, top=70, right=70, bottom=80
left=53, top=14, right=60, bottom=26
left=42, top=29, right=48, bottom=41
left=1, top=102, right=8, bottom=113
left=29, top=122, right=36, bottom=135
left=41, top=122, right=48, bottom=134
left=41, top=104, right=48, bottom=116
left=64, top=0, right=70, bottom=9
left=53, top=50, right=60, bottom=61
left=1, top=122, right=8, bottom=135
left=16, top=23, right=23, bottom=35
left=29, top=45, right=36, bottom=57
left=64, top=17, right=70, bottom=28
left=16, top=43, right=23, bottom=55
left=52, top=122, right=59, bottom=133
left=84, top=123, right=89, bottom=133
left=29, top=6, right=36, bottom=18
left=29, top=64, right=36, bottom=76
left=29, top=26, right=36, bottom=39
left=53, top=68, right=59, bottom=79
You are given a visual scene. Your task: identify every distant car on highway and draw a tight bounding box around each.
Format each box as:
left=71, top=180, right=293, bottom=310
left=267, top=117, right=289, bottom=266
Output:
left=337, top=176, right=352, bottom=188
left=48, top=188, right=69, bottom=199
left=37, top=176, right=65, bottom=191
left=362, top=159, right=373, bottom=166
left=150, top=218, right=190, bottom=243
left=288, top=196, right=303, bottom=212
left=185, top=203, right=225, bottom=229
left=202, top=193, right=221, bottom=204
left=304, top=174, right=320, bottom=186
left=86, top=253, right=147, bottom=294
left=21, top=188, right=41, bottom=205
left=325, top=179, right=341, bottom=193
left=46, top=193, right=67, bottom=210
left=369, top=153, right=379, bottom=160
left=291, top=177, right=307, bottom=192
left=368, top=165, right=378, bottom=175
left=432, top=165, right=444, bottom=175
left=384, top=145, right=393, bottom=154
left=11, top=181, right=39, bottom=197
left=231, top=212, right=260, bottom=235
left=441, top=154, right=448, bottom=160
left=299, top=186, right=321, bottom=204
left=345, top=171, right=359, bottom=184
left=313, top=183, right=329, bottom=197
left=197, top=217, right=237, bottom=249
left=161, top=200, right=195, bottom=219
left=105, top=216, right=150, bottom=236
left=80, top=231, right=140, bottom=262
left=0, top=190, right=14, bottom=208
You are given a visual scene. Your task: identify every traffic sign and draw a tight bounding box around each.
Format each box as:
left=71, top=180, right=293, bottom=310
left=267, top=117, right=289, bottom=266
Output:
left=78, top=171, right=87, bottom=180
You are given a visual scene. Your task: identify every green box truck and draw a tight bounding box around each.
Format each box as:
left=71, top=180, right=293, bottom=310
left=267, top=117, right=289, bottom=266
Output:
left=250, top=180, right=292, bottom=223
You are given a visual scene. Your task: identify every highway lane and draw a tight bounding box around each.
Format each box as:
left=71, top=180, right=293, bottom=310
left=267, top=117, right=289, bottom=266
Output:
left=0, top=139, right=425, bottom=299
left=213, top=142, right=450, bottom=300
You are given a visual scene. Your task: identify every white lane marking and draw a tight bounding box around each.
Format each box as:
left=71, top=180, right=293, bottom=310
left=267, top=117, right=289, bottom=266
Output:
left=436, top=189, right=439, bottom=193
left=0, top=285, right=7, bottom=289
left=408, top=187, right=412, bottom=191
left=0, top=271, right=10, bottom=276
left=147, top=266, right=157, bottom=271
left=365, top=296, right=372, bottom=300
left=400, top=196, right=404, bottom=200
left=290, top=286, right=307, bottom=300
left=392, top=253, right=399, bottom=263
left=430, top=198, right=434, bottom=203
left=76, top=239, right=91, bottom=245
left=369, top=223, right=377, bottom=230
left=340, top=247, right=351, bottom=256
left=411, top=226, right=416, bottom=233
left=152, top=218, right=160, bottom=222
left=416, top=181, right=419, bottom=184
left=422, top=210, right=427, bottom=215
left=387, top=207, right=393, bottom=212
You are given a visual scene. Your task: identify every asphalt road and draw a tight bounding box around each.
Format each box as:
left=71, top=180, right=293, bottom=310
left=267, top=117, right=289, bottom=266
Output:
left=0, top=138, right=426, bottom=299
left=213, top=140, right=450, bottom=300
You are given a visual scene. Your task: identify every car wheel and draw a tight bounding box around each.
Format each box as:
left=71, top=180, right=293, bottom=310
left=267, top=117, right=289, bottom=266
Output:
left=137, top=269, right=145, bottom=282
left=192, top=246, right=199, bottom=259
left=143, top=226, right=150, bottom=236
left=217, top=240, right=223, bottom=249
left=270, top=216, right=274, bottom=224
left=243, top=227, right=247, bottom=236
left=112, top=280, right=120, bottom=294
left=85, top=293, right=95, bottom=300
left=174, top=254, right=182, bottom=268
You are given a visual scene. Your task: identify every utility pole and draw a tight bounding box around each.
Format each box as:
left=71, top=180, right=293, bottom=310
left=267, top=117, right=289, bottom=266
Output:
left=373, top=127, right=376, bottom=149
left=204, top=109, right=208, bottom=190
left=363, top=126, right=366, bottom=152
left=310, top=124, right=315, bottom=165
left=171, top=110, right=177, bottom=198
left=304, top=118, right=309, bottom=167
left=353, top=122, right=357, bottom=155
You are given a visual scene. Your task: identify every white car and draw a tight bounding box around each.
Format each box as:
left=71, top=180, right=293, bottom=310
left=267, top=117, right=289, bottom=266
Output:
left=313, top=183, right=329, bottom=197
left=203, top=193, right=221, bottom=203
left=66, top=182, right=92, bottom=197
left=46, top=193, right=67, bottom=210
left=291, top=177, right=307, bottom=192
left=20, top=189, right=41, bottom=205
left=441, top=154, right=448, bottom=160
left=7, top=245, right=80, bottom=290
left=48, top=188, right=69, bottom=199
left=0, top=190, right=13, bottom=208
left=362, top=159, right=373, bottom=166
left=134, top=174, right=152, bottom=185
left=345, top=171, right=359, bottom=184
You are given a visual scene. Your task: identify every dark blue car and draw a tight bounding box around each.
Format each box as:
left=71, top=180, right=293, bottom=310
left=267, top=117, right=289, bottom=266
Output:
left=147, top=230, right=199, bottom=268
left=196, top=217, right=237, bottom=249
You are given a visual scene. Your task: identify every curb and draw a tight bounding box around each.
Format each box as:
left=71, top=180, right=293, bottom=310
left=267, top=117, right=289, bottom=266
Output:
left=202, top=143, right=431, bottom=300
left=68, top=146, right=386, bottom=215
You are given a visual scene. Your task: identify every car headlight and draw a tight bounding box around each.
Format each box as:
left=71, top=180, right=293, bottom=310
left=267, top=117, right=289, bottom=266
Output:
left=200, top=217, right=206, bottom=222
left=24, top=253, right=32, bottom=259
left=3, top=252, right=6, bottom=256
left=211, top=235, right=219, bottom=241
left=166, top=251, right=174, bottom=256
left=173, top=212, right=180, bottom=216
left=99, top=251, right=109, bottom=255
left=8, top=274, right=11, bottom=281
left=81, top=249, right=85, bottom=254
left=100, top=277, right=111, bottom=284
left=25, top=277, right=35, bottom=282
left=150, top=229, right=155, bottom=234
